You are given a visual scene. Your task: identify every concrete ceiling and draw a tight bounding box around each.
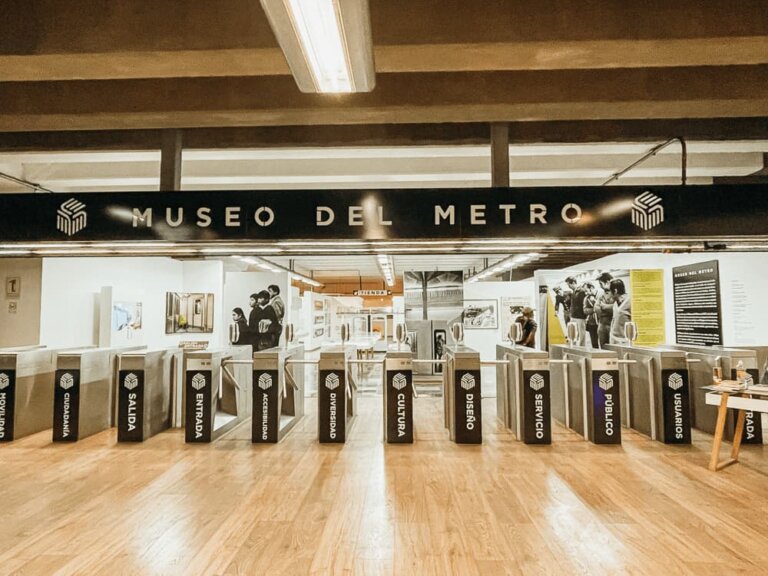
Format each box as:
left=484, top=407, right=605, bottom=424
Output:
left=0, top=0, right=767, bottom=132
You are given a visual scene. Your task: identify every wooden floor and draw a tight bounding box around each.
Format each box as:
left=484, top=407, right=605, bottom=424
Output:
left=3, top=397, right=768, bottom=576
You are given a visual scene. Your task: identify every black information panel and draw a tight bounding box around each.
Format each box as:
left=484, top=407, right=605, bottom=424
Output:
left=0, top=369, right=16, bottom=441
left=185, top=370, right=212, bottom=443
left=661, top=369, right=692, bottom=444
left=522, top=370, right=551, bottom=445
left=672, top=260, right=723, bottom=346
left=591, top=370, right=622, bottom=444
left=117, top=370, right=145, bottom=442
left=253, top=369, right=280, bottom=443
left=318, top=369, right=346, bottom=443
left=454, top=369, right=482, bottom=444
left=386, top=370, right=413, bottom=444
left=53, top=369, right=80, bottom=442
left=732, top=368, right=763, bottom=445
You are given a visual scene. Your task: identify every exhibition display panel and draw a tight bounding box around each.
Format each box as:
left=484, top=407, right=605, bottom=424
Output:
left=604, top=344, right=692, bottom=444
left=550, top=345, right=622, bottom=444
left=443, top=344, right=482, bottom=444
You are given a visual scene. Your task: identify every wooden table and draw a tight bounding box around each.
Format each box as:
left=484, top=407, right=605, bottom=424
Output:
left=705, top=387, right=768, bottom=471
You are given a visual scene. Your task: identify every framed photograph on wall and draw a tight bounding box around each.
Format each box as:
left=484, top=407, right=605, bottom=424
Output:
left=463, top=299, right=498, bottom=330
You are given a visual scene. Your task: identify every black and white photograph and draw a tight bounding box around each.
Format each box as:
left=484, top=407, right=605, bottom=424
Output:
left=462, top=299, right=498, bottom=330
left=229, top=284, right=285, bottom=350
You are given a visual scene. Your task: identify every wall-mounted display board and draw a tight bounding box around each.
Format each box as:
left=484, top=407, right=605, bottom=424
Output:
left=672, top=260, right=723, bottom=346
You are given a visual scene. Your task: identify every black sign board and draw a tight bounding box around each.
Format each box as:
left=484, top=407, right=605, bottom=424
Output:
left=117, top=370, right=145, bottom=442
left=318, top=369, right=346, bottom=443
left=0, top=369, right=16, bottom=442
left=522, top=370, right=551, bottom=445
left=672, top=260, right=723, bottom=346
left=252, top=369, right=280, bottom=443
left=591, top=370, right=621, bottom=444
left=1, top=185, right=767, bottom=243
left=732, top=368, right=763, bottom=445
left=661, top=369, right=692, bottom=444
left=53, top=369, right=80, bottom=442
left=454, top=369, right=482, bottom=444
left=386, top=370, right=413, bottom=444
left=185, top=370, right=212, bottom=443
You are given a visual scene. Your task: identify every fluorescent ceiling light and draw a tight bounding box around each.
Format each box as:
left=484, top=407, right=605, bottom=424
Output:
left=238, top=256, right=323, bottom=287
left=260, top=0, right=375, bottom=93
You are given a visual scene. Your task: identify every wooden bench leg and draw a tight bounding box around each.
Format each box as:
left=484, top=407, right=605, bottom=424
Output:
left=709, top=393, right=730, bottom=472
left=731, top=409, right=746, bottom=462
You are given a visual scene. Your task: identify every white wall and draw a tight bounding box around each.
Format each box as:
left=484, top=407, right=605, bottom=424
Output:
left=40, top=257, right=225, bottom=349
left=0, top=258, right=42, bottom=347
left=570, top=252, right=768, bottom=346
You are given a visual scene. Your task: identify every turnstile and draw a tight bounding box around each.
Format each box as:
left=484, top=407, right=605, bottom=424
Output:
left=183, top=346, right=252, bottom=443
left=317, top=346, right=357, bottom=443
left=496, top=343, right=551, bottom=444
left=0, top=347, right=58, bottom=441
left=383, top=348, right=414, bottom=443
left=550, top=346, right=621, bottom=444
left=116, top=348, right=183, bottom=442
left=667, top=344, right=762, bottom=443
left=605, top=344, right=691, bottom=444
left=251, top=343, right=305, bottom=443
left=444, top=345, right=482, bottom=444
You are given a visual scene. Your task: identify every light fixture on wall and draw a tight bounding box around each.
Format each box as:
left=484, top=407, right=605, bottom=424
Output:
left=466, top=253, right=543, bottom=283
left=236, top=256, right=323, bottom=287
left=376, top=253, right=395, bottom=287
left=259, top=0, right=375, bottom=93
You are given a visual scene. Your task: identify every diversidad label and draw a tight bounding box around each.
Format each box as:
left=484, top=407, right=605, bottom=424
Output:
left=319, top=369, right=346, bottom=443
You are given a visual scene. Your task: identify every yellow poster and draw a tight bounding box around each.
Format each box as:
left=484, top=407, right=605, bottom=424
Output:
left=630, top=269, right=666, bottom=346
left=547, top=291, right=566, bottom=346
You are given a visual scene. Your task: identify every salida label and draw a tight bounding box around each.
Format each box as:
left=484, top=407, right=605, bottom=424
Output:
left=118, top=370, right=145, bottom=442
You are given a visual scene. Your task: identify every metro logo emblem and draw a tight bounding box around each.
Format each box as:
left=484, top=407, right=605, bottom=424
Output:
left=325, top=373, right=340, bottom=391
left=191, top=373, right=206, bottom=391
left=258, top=373, right=273, bottom=390
left=460, top=373, right=475, bottom=391
left=631, top=191, right=664, bottom=231
left=0, top=373, right=9, bottom=390
left=59, top=373, right=75, bottom=390
left=392, top=373, right=408, bottom=391
left=668, top=372, right=684, bottom=391
left=529, top=373, right=545, bottom=392
left=124, top=373, right=139, bottom=391
left=56, top=198, right=88, bottom=236
left=598, top=373, right=614, bottom=391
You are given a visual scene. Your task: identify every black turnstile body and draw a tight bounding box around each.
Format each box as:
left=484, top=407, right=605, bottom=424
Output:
left=496, top=344, right=551, bottom=444
left=317, top=346, right=356, bottom=443
left=605, top=344, right=691, bottom=444
left=667, top=344, right=762, bottom=444
left=116, top=348, right=182, bottom=442
left=0, top=347, right=57, bottom=441
left=550, top=346, right=621, bottom=444
left=251, top=343, right=305, bottom=443
left=444, top=345, right=482, bottom=444
left=383, top=348, right=414, bottom=443
left=183, top=346, right=252, bottom=443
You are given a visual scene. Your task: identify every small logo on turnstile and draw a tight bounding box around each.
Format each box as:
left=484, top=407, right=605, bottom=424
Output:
left=0, top=373, right=9, bottom=390
left=258, top=373, right=273, bottom=390
left=392, top=373, right=408, bottom=391
left=460, top=373, right=476, bottom=391
left=191, top=373, right=206, bottom=391
left=598, top=374, right=614, bottom=391
left=529, top=373, right=545, bottom=391
left=668, top=373, right=684, bottom=391
left=325, top=373, right=340, bottom=391
left=59, top=373, right=74, bottom=390
left=124, top=373, right=139, bottom=391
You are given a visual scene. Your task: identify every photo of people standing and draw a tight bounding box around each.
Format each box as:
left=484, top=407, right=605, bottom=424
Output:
left=230, top=284, right=284, bottom=351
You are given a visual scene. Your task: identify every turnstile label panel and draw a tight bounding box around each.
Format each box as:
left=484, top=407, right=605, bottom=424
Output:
left=0, top=369, right=16, bottom=441
left=522, top=370, right=551, bottom=444
left=118, top=370, right=145, bottom=442
left=53, top=369, right=80, bottom=442
left=454, top=369, right=482, bottom=444
left=661, top=369, right=692, bottom=444
left=319, top=369, right=346, bottom=443
left=592, top=370, right=621, bottom=444
left=185, top=370, right=212, bottom=443
left=386, top=369, right=413, bottom=443
left=732, top=368, right=763, bottom=444
left=252, top=369, right=279, bottom=443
